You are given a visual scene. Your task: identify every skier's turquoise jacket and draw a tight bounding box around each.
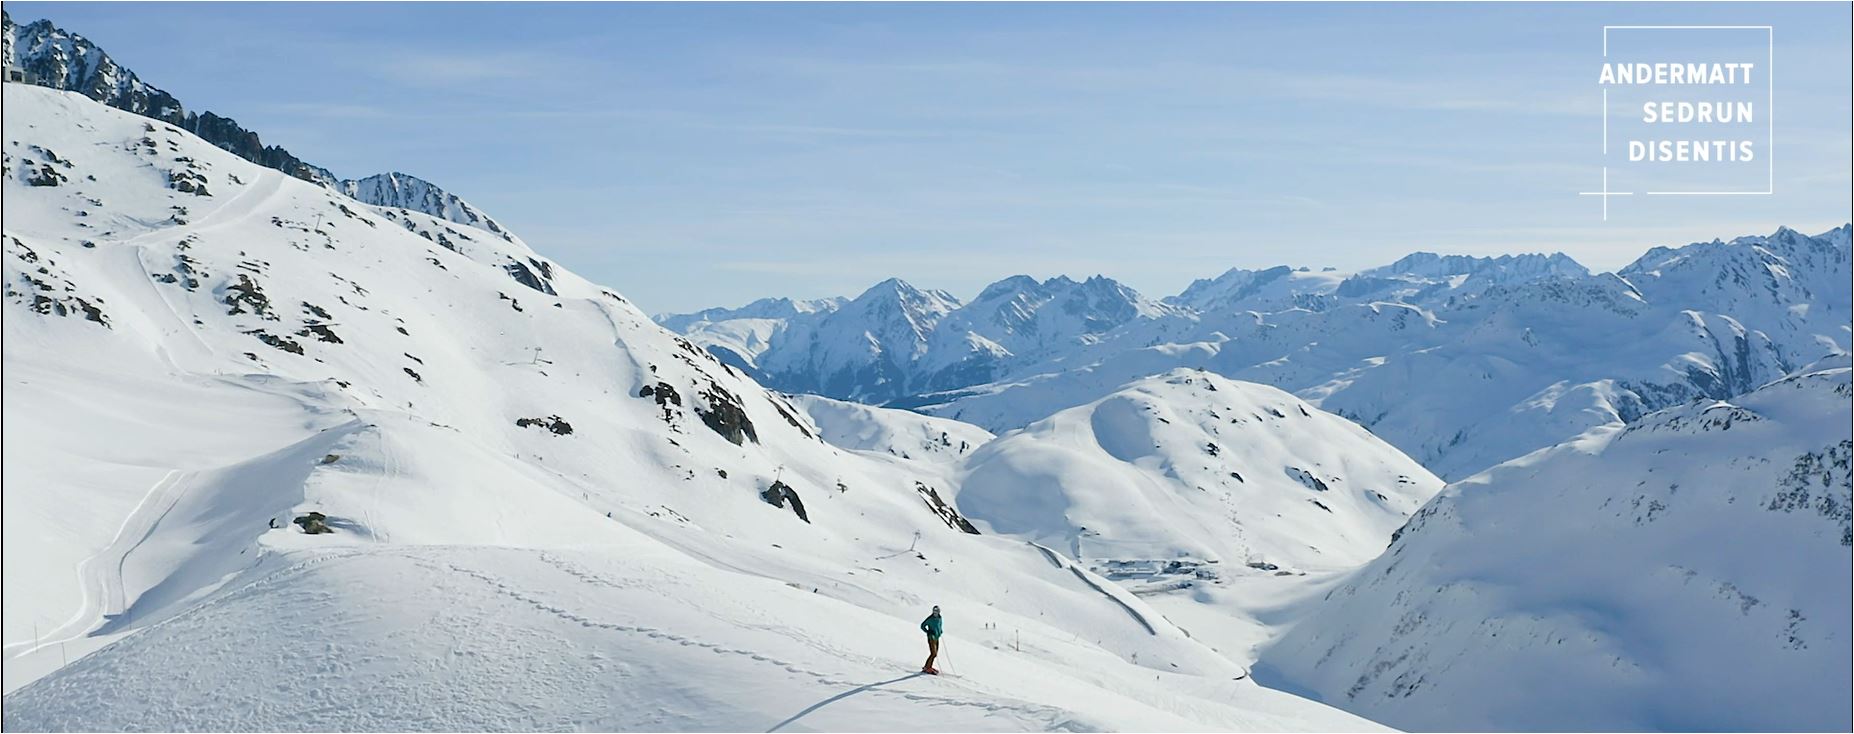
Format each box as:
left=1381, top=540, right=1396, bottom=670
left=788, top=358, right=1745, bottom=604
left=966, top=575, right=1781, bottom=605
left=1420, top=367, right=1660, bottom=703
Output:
left=921, top=613, right=943, bottom=640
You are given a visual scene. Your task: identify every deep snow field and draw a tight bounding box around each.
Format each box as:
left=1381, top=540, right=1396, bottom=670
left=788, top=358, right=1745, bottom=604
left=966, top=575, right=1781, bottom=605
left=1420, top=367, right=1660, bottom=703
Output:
left=3, top=70, right=1849, bottom=734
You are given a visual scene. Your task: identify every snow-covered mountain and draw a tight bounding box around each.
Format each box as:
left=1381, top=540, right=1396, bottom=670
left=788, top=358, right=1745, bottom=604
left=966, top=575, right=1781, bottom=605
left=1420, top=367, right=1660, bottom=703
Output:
left=3, top=12, right=516, bottom=240
left=1256, top=363, right=1853, bottom=732
left=652, top=296, right=847, bottom=373
left=956, top=370, right=1442, bottom=577
left=792, top=394, right=994, bottom=467
left=670, top=225, right=1848, bottom=483
left=751, top=278, right=965, bottom=402
left=1168, top=265, right=1349, bottom=313
left=656, top=295, right=848, bottom=333
left=662, top=274, right=1192, bottom=404
left=919, top=275, right=1190, bottom=389
left=2, top=10, right=335, bottom=185
left=337, top=172, right=519, bottom=244
left=895, top=227, right=1849, bottom=480
left=2, top=83, right=1389, bottom=731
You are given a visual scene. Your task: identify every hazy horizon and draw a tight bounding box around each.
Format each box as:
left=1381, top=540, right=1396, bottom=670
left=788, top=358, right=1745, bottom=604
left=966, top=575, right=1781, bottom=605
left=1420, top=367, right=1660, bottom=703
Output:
left=9, top=2, right=1850, bottom=313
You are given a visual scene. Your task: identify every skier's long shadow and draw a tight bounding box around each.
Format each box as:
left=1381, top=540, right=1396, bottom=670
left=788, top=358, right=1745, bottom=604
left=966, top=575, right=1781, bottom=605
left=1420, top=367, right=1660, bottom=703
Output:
left=766, top=672, right=925, bottom=732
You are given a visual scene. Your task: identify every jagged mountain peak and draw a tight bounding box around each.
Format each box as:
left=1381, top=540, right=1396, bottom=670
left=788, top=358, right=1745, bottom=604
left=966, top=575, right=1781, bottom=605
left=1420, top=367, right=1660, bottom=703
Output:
left=856, top=276, right=955, bottom=302
left=975, top=274, right=1043, bottom=301
left=337, top=171, right=514, bottom=242
left=1361, top=250, right=1588, bottom=280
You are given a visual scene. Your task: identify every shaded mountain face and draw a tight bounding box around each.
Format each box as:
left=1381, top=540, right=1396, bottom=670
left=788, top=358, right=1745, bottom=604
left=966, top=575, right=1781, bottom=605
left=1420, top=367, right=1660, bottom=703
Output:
left=1257, top=364, right=1853, bottom=732
left=2, top=12, right=512, bottom=239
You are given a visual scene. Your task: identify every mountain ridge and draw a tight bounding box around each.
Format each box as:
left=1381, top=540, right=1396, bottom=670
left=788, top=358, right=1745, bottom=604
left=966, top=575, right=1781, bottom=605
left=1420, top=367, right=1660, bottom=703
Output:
left=2, top=11, right=515, bottom=241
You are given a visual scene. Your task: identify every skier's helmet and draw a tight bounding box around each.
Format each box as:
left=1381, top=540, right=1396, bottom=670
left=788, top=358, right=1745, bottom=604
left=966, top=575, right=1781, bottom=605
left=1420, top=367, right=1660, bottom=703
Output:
left=932, top=605, right=940, bottom=614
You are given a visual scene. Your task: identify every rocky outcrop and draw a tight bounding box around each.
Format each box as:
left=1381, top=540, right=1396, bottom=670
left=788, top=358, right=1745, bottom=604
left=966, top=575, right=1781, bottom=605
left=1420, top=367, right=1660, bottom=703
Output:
left=759, top=480, right=809, bottom=523
left=515, top=415, right=575, bottom=436
left=292, top=512, right=331, bottom=534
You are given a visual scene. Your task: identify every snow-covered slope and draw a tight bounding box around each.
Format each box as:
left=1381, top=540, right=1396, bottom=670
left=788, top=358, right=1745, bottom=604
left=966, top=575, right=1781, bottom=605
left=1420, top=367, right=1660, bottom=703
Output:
left=792, top=394, right=994, bottom=466
left=2, top=542, right=1386, bottom=732
left=1, top=85, right=1383, bottom=731
left=1255, top=365, right=1853, bottom=732
left=4, top=12, right=516, bottom=239
left=957, top=370, right=1442, bottom=578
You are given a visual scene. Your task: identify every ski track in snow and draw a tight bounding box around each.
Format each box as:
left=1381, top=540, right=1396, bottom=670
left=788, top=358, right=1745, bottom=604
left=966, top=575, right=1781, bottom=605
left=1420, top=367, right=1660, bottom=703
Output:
left=435, top=553, right=1075, bottom=729
left=1, top=469, right=189, bottom=661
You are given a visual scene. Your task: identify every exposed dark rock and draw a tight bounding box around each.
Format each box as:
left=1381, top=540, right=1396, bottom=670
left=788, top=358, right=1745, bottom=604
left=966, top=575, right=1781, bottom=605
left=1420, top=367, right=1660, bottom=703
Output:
left=503, top=259, right=557, bottom=295
left=168, top=169, right=210, bottom=196
left=296, top=323, right=343, bottom=344
left=222, top=273, right=274, bottom=318
left=1286, top=467, right=1330, bottom=492
left=639, top=382, right=683, bottom=406
left=515, top=415, right=574, bottom=436
left=768, top=396, right=814, bottom=439
left=1767, top=440, right=1853, bottom=546
left=25, top=163, right=65, bottom=186
left=695, top=382, right=758, bottom=445
left=760, top=480, right=809, bottom=523
left=915, top=481, right=980, bottom=534
left=245, top=329, right=302, bottom=355
left=292, top=512, right=332, bottom=534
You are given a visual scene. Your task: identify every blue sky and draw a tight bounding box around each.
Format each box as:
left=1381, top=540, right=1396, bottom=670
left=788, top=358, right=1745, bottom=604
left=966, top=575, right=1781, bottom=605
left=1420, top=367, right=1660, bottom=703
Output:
left=11, top=2, right=1850, bottom=313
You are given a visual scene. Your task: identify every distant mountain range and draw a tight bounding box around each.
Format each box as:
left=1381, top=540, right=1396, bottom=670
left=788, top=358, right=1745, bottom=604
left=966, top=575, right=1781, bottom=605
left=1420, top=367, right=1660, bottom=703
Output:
left=661, top=225, right=1851, bottom=479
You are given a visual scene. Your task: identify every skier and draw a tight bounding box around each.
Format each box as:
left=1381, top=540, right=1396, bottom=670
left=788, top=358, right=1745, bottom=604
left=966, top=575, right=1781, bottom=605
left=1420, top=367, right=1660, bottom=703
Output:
left=920, top=605, right=943, bottom=674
